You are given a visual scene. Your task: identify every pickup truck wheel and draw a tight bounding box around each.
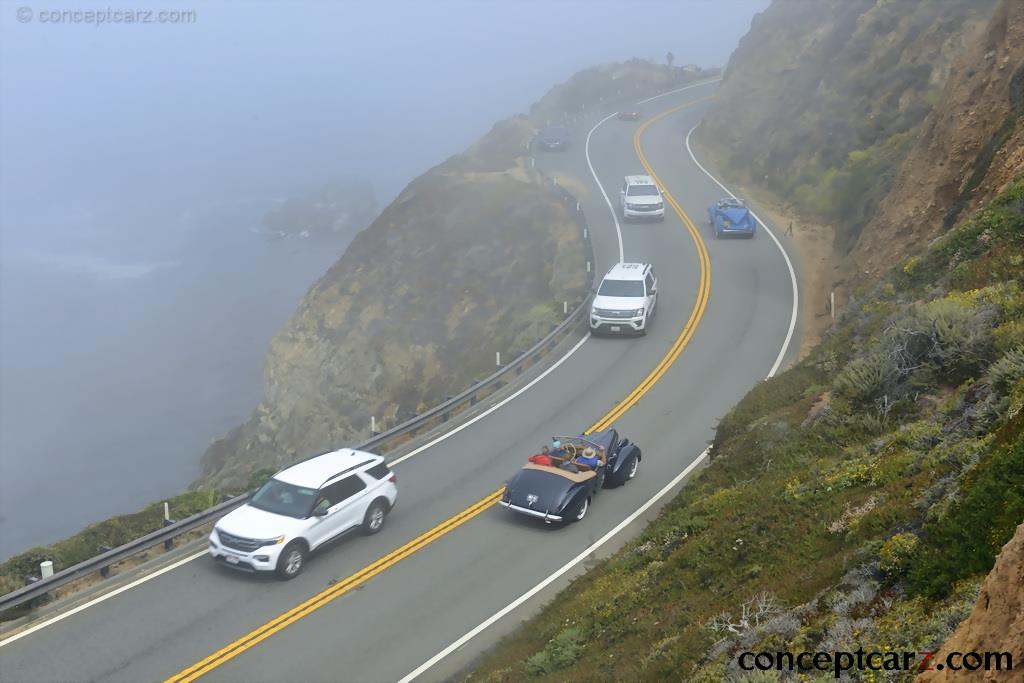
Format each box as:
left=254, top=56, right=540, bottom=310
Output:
left=363, top=499, right=388, bottom=535
left=276, top=542, right=306, bottom=580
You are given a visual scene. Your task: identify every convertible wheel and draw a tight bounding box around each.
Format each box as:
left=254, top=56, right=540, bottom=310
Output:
left=571, top=497, right=589, bottom=523
left=276, top=542, right=306, bottom=580
left=627, top=456, right=640, bottom=480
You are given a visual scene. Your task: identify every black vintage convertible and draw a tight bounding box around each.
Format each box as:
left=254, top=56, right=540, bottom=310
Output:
left=499, top=428, right=641, bottom=524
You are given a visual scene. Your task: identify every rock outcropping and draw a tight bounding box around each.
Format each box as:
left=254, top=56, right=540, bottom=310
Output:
left=916, top=522, right=1024, bottom=682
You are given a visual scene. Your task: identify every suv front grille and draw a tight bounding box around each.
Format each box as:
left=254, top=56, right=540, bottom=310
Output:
left=593, top=308, right=635, bottom=318
left=216, top=529, right=263, bottom=552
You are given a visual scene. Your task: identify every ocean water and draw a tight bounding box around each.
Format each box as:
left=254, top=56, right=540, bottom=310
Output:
left=0, top=199, right=351, bottom=559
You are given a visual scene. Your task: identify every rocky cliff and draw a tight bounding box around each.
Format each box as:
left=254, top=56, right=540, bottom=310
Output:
left=849, top=0, right=1024, bottom=283
left=200, top=117, right=586, bottom=485
left=697, top=0, right=996, bottom=252
left=916, top=522, right=1024, bottom=682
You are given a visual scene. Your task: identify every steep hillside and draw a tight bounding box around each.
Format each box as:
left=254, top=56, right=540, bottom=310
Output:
left=849, top=0, right=1024, bottom=283
left=469, top=173, right=1024, bottom=683
left=200, top=118, right=587, bottom=485
left=697, top=0, right=996, bottom=252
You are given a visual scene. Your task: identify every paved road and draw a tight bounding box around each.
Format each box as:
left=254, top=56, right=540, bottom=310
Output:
left=0, top=82, right=798, bottom=683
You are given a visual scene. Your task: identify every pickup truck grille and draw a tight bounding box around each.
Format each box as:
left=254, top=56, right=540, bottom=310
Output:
left=216, top=529, right=262, bottom=552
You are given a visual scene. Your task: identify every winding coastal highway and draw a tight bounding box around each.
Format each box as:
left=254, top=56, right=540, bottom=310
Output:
left=0, top=81, right=799, bottom=682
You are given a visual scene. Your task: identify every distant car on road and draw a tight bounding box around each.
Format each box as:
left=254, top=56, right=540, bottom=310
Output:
left=500, top=429, right=642, bottom=524
left=209, top=449, right=397, bottom=579
left=617, top=105, right=643, bottom=121
left=590, top=262, right=658, bottom=336
left=535, top=125, right=571, bottom=151
left=708, top=197, right=756, bottom=238
left=619, top=174, right=665, bottom=222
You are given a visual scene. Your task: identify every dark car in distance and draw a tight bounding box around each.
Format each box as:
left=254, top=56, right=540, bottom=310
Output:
left=535, top=125, right=571, bottom=151
left=617, top=105, right=643, bottom=121
left=500, top=428, right=641, bottom=525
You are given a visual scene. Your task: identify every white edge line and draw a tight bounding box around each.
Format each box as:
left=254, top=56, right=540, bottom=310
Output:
left=0, top=550, right=207, bottom=648
left=584, top=111, right=625, bottom=263
left=684, top=122, right=798, bottom=378
left=397, top=448, right=710, bottom=683
left=397, top=80, right=801, bottom=683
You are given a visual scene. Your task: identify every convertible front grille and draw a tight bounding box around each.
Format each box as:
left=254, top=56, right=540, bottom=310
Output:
left=216, top=529, right=262, bottom=552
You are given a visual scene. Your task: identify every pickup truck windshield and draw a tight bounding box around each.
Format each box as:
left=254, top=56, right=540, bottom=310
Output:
left=598, top=279, right=644, bottom=297
left=249, top=479, right=318, bottom=518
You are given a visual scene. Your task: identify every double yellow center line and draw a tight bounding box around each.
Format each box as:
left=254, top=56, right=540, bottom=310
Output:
left=165, top=96, right=713, bottom=683
left=587, top=96, right=714, bottom=434
left=166, top=489, right=503, bottom=683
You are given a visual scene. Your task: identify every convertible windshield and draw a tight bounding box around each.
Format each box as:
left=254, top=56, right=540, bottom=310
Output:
left=627, top=185, right=659, bottom=196
left=249, top=478, right=318, bottom=518
left=598, top=279, right=644, bottom=297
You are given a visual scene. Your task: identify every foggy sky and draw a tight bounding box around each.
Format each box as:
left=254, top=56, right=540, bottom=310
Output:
left=1, top=0, right=769, bottom=234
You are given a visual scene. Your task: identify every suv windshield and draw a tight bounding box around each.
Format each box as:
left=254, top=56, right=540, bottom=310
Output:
left=598, top=279, right=644, bottom=297
left=627, top=185, right=659, bottom=196
left=249, top=478, right=318, bottom=518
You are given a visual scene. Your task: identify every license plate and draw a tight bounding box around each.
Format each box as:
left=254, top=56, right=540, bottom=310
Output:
left=610, top=326, right=621, bottom=332
left=224, top=554, right=240, bottom=564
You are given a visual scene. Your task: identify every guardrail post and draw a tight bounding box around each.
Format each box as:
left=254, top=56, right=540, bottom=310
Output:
left=99, top=546, right=113, bottom=578
left=163, top=517, right=176, bottom=551
left=371, top=415, right=379, bottom=437
left=495, top=351, right=501, bottom=368
left=583, top=226, right=588, bottom=239
left=563, top=301, right=568, bottom=315
left=587, top=261, right=591, bottom=274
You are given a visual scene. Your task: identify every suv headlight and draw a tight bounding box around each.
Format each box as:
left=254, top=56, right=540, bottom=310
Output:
left=259, top=535, right=286, bottom=547
left=635, top=308, right=645, bottom=317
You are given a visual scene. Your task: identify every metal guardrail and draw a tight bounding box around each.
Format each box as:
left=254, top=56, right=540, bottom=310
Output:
left=0, top=170, right=596, bottom=616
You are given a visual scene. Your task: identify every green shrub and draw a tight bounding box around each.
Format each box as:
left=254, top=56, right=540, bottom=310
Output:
left=908, top=415, right=1024, bottom=597
left=878, top=532, right=919, bottom=577
left=523, top=626, right=587, bottom=676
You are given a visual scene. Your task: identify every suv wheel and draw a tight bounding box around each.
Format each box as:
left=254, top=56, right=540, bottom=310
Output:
left=363, top=499, right=388, bottom=535
left=276, top=542, right=306, bottom=580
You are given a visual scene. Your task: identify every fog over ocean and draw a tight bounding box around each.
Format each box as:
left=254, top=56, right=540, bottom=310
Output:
left=0, top=0, right=768, bottom=558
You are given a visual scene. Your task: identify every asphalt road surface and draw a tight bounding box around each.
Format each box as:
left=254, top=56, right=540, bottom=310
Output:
left=0, top=81, right=800, bottom=683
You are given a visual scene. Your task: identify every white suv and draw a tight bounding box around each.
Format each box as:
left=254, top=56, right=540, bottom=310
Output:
left=590, top=262, right=658, bottom=336
left=619, top=175, right=665, bottom=222
left=209, top=449, right=397, bottom=579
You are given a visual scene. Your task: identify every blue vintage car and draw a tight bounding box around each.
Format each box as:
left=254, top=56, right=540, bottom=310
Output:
left=708, top=197, right=756, bottom=238
left=500, top=429, right=641, bottom=525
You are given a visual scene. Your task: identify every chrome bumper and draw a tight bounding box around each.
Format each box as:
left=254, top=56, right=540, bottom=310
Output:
left=499, top=500, right=562, bottom=522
